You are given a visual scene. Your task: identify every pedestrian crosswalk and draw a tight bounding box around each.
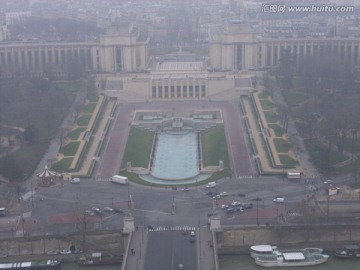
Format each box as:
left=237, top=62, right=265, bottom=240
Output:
left=148, top=226, right=197, bottom=232
left=287, top=211, right=302, bottom=217
left=96, top=178, right=112, bottom=182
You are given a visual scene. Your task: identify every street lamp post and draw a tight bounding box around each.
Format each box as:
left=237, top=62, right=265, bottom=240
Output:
left=31, top=182, right=34, bottom=208
left=253, top=197, right=262, bottom=226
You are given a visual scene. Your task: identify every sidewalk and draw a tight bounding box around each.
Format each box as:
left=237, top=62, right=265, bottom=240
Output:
left=123, top=227, right=148, bottom=270
left=198, top=227, right=217, bottom=270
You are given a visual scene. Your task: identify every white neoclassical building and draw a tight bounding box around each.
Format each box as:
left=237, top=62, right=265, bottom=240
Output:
left=1, top=21, right=360, bottom=102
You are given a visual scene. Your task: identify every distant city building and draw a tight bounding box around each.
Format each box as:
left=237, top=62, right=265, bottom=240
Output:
left=209, top=20, right=360, bottom=71
left=5, top=11, right=31, bottom=26
left=1, top=18, right=360, bottom=102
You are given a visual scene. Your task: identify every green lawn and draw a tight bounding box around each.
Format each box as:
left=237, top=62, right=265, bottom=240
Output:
left=67, top=127, right=86, bottom=140
left=59, top=141, right=80, bottom=156
left=268, top=124, right=285, bottom=137
left=278, top=154, right=298, bottom=166
left=83, top=103, right=97, bottom=113
left=201, top=125, right=230, bottom=168
left=274, top=138, right=291, bottom=153
left=51, top=157, right=73, bottom=172
left=260, top=99, right=274, bottom=110
left=76, top=114, right=92, bottom=127
left=121, top=127, right=154, bottom=168
left=258, top=91, right=270, bottom=99
left=264, top=111, right=279, bottom=123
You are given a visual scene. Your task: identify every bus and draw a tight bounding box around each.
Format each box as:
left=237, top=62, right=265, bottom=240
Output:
left=287, top=171, right=301, bottom=179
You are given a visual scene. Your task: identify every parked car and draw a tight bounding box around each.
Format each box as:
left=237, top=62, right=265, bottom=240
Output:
left=180, top=187, right=189, bottom=192
left=147, top=224, right=156, bottom=230
left=231, top=201, right=241, bottom=206
left=206, top=191, right=214, bottom=196
left=178, top=264, right=184, bottom=269
left=70, top=178, right=80, bottom=184
left=219, top=192, right=228, bottom=197
left=220, top=204, right=229, bottom=209
left=324, top=179, right=333, bottom=184
left=242, top=203, right=253, bottom=209
left=84, top=210, right=94, bottom=216
left=91, top=207, right=102, bottom=215
left=226, top=207, right=236, bottom=213
left=273, top=196, right=285, bottom=203
left=103, top=207, right=114, bottom=212
left=113, top=208, right=124, bottom=213
left=46, top=250, right=59, bottom=255
left=206, top=182, right=216, bottom=188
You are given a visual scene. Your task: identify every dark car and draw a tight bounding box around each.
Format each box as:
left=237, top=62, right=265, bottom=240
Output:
left=113, top=208, right=124, bottom=213
left=206, top=191, right=214, bottom=196
left=242, top=203, right=253, bottom=209
left=91, top=207, right=102, bottom=215
left=226, top=207, right=236, bottom=213
left=147, top=225, right=156, bottom=230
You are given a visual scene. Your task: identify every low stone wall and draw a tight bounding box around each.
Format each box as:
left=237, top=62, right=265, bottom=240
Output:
left=217, top=224, right=360, bottom=255
left=0, top=230, right=125, bottom=262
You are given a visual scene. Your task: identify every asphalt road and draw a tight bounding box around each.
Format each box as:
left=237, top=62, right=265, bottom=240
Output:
left=15, top=174, right=325, bottom=236
left=144, top=230, right=197, bottom=270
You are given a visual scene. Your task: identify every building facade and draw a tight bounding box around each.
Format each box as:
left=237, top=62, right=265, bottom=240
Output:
left=1, top=21, right=360, bottom=102
left=209, top=20, right=360, bottom=71
left=0, top=25, right=148, bottom=78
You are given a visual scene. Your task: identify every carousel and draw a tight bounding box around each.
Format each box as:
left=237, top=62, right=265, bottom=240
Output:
left=36, top=165, right=60, bottom=187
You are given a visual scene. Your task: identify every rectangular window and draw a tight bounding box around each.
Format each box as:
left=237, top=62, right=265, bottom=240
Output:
left=27, top=51, right=32, bottom=67
left=54, top=50, right=59, bottom=64
left=182, top=86, right=187, bottom=98
left=158, top=86, right=162, bottom=98
left=201, top=85, right=206, bottom=97
left=41, top=50, right=46, bottom=65
left=170, top=86, right=175, bottom=98
left=177, top=86, right=181, bottom=97
left=152, top=86, right=156, bottom=98
left=34, top=51, right=39, bottom=67
left=236, top=44, right=242, bottom=70
left=48, top=50, right=52, bottom=63
left=0, top=52, right=4, bottom=64
left=189, top=85, right=193, bottom=97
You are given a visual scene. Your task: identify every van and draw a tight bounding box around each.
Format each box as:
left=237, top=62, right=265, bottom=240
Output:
left=111, top=175, right=128, bottom=185
left=206, top=182, right=216, bottom=188
left=70, top=178, right=80, bottom=184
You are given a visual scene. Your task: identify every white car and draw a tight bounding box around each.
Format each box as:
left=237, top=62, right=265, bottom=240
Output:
left=324, top=179, right=333, bottom=184
left=190, top=231, right=195, bottom=236
left=231, top=201, right=241, bottom=206
left=220, top=204, right=229, bottom=209
left=103, top=207, right=114, bottom=212
left=219, top=192, right=228, bottom=197
left=273, top=196, right=285, bottom=203
left=178, top=264, right=184, bottom=269
left=70, top=178, right=80, bottom=183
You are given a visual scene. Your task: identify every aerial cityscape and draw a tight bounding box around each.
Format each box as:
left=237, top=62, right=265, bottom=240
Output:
left=0, top=0, right=360, bottom=269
